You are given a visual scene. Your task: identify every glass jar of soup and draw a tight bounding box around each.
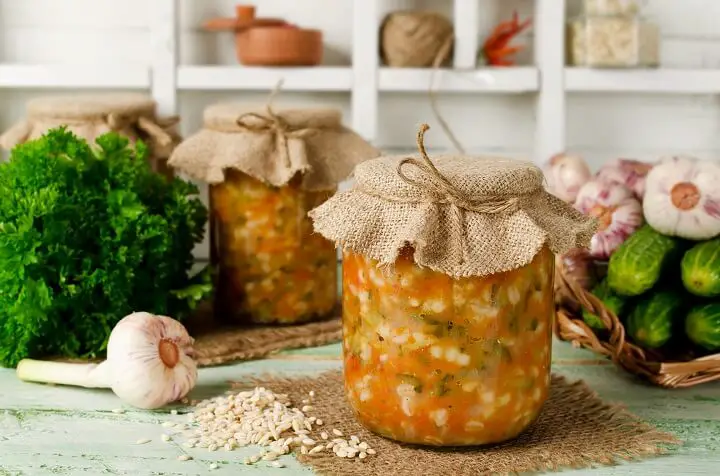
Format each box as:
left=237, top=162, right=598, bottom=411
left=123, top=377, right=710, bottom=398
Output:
left=310, top=124, right=595, bottom=445
left=168, top=102, right=380, bottom=325
left=341, top=246, right=554, bottom=445
left=210, top=170, right=337, bottom=324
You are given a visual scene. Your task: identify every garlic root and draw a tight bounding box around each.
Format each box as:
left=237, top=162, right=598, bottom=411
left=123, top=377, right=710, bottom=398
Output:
left=15, top=312, right=198, bottom=409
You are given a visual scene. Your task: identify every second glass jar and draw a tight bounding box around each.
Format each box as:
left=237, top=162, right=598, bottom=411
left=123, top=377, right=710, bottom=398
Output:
left=211, top=170, right=337, bottom=325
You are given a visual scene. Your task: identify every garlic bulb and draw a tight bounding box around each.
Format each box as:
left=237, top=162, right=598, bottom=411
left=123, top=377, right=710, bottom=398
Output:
left=542, top=152, right=592, bottom=203
left=595, top=158, right=655, bottom=198
left=16, top=312, right=197, bottom=409
left=643, top=156, right=720, bottom=240
left=574, top=179, right=644, bottom=259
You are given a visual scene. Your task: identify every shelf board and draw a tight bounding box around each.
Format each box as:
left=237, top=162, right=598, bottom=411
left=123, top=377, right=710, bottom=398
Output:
left=0, top=64, right=150, bottom=89
left=177, top=66, right=353, bottom=91
left=378, top=67, right=539, bottom=93
left=565, top=68, right=720, bottom=94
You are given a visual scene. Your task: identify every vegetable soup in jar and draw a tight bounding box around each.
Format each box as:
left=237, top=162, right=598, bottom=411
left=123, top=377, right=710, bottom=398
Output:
left=211, top=170, right=337, bottom=324
left=167, top=101, right=380, bottom=325
left=341, top=245, right=554, bottom=445
left=310, top=124, right=595, bottom=446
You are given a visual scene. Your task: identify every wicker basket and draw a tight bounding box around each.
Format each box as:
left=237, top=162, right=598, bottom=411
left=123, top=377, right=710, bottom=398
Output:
left=553, top=256, right=720, bottom=388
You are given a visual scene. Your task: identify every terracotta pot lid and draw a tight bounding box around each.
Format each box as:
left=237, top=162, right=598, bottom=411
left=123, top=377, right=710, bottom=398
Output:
left=203, top=17, right=291, bottom=32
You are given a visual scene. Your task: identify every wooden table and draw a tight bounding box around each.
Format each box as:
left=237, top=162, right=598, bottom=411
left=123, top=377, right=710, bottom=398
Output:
left=1, top=340, right=719, bottom=476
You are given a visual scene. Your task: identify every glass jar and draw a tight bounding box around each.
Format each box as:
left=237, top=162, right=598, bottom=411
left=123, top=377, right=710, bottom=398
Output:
left=567, top=14, right=660, bottom=68
left=341, top=245, right=555, bottom=446
left=583, top=0, right=642, bottom=16
left=211, top=170, right=337, bottom=324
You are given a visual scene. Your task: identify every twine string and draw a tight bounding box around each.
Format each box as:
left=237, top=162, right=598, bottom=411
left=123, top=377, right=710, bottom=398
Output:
left=394, top=124, right=521, bottom=265
left=235, top=78, right=316, bottom=170
left=397, top=124, right=521, bottom=215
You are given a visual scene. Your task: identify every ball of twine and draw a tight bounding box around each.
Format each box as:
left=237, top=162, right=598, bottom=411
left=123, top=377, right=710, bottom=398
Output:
left=380, top=11, right=454, bottom=68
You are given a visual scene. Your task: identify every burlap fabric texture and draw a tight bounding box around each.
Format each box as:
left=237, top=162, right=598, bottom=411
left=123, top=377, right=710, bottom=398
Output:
left=183, top=301, right=342, bottom=367
left=310, top=124, right=597, bottom=279
left=0, top=93, right=181, bottom=177
left=235, top=370, right=680, bottom=476
left=167, top=102, right=380, bottom=190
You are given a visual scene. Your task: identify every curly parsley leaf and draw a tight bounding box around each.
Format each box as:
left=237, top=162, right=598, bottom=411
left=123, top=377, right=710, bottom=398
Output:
left=0, top=128, right=210, bottom=367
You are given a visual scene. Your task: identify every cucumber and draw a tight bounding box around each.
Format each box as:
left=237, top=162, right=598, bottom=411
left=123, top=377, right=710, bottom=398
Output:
left=681, top=238, right=720, bottom=298
left=607, top=225, right=683, bottom=296
left=626, top=291, right=684, bottom=349
left=685, top=303, right=720, bottom=351
left=582, top=280, right=628, bottom=330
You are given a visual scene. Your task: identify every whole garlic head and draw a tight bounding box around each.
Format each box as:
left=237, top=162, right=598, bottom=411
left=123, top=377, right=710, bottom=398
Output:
left=575, top=179, right=644, bottom=259
left=595, top=158, right=655, bottom=198
left=643, top=156, right=720, bottom=241
left=106, top=312, right=198, bottom=409
left=542, top=152, right=592, bottom=203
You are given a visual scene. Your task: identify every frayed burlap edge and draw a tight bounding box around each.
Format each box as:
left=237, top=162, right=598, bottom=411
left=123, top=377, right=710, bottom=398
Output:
left=232, top=370, right=680, bottom=476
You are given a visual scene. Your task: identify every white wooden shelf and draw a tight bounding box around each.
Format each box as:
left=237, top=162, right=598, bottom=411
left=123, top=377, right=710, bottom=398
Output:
left=177, top=66, right=353, bottom=92
left=2, top=0, right=720, bottom=165
left=565, top=68, right=720, bottom=94
left=0, top=64, right=150, bottom=89
left=378, top=67, right=539, bottom=93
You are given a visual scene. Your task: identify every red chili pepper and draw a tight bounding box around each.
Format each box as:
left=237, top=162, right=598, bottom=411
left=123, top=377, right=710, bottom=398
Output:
left=481, top=11, right=532, bottom=67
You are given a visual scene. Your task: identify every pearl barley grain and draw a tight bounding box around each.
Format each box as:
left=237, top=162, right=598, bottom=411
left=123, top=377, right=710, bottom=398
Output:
left=158, top=385, right=377, bottom=463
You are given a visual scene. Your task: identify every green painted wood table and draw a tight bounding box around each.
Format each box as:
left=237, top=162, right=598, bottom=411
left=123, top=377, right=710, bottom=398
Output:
left=1, top=340, right=719, bottom=476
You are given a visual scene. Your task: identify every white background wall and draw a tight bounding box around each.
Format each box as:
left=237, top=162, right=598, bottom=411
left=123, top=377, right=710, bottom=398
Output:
left=1, top=0, right=719, bottom=258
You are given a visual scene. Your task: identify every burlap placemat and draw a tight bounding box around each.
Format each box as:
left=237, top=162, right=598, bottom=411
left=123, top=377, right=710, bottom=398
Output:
left=184, top=302, right=342, bottom=367
left=235, top=370, right=680, bottom=476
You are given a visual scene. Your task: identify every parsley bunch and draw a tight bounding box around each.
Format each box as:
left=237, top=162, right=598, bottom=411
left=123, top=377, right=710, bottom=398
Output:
left=0, top=128, right=210, bottom=367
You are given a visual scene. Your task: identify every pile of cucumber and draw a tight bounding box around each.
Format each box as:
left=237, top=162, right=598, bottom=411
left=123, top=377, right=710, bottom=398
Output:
left=582, top=224, right=720, bottom=354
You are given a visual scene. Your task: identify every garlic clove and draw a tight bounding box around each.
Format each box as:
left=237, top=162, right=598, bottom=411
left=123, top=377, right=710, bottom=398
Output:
left=644, top=156, right=720, bottom=240
left=106, top=312, right=198, bottom=410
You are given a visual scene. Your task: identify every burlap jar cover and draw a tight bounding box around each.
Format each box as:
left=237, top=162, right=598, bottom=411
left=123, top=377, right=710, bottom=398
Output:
left=167, top=102, right=380, bottom=190
left=0, top=93, right=180, bottom=178
left=310, top=124, right=596, bottom=278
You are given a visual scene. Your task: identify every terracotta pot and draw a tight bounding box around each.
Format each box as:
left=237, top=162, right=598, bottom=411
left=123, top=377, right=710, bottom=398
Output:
left=235, top=26, right=323, bottom=66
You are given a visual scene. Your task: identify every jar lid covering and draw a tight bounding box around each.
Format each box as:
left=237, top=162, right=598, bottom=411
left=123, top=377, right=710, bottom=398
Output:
left=168, top=102, right=381, bottom=190
left=310, top=125, right=596, bottom=278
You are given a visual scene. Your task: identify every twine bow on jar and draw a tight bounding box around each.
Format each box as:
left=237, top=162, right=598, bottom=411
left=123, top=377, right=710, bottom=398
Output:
left=395, top=124, right=523, bottom=265
left=234, top=80, right=317, bottom=170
